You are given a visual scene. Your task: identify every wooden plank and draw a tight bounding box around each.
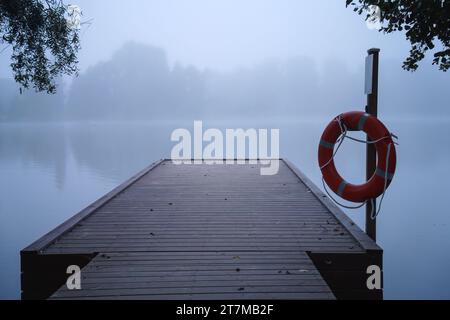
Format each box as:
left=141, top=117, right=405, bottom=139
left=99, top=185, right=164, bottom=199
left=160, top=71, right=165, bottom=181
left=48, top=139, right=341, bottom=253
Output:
left=43, top=247, right=362, bottom=255
left=52, top=292, right=335, bottom=300
left=50, top=251, right=334, bottom=300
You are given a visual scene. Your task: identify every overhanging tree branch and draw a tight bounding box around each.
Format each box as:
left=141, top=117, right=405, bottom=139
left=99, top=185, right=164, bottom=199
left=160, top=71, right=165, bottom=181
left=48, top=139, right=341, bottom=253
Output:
left=0, top=0, right=81, bottom=93
left=346, top=0, right=450, bottom=71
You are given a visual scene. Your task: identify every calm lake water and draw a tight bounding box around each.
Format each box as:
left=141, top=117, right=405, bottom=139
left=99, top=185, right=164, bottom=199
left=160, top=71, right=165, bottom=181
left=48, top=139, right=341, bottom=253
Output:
left=1, top=119, right=449, bottom=299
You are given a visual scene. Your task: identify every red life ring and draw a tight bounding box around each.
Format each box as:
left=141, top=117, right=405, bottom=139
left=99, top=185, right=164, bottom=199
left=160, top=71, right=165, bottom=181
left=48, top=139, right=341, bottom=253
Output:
left=318, top=111, right=396, bottom=203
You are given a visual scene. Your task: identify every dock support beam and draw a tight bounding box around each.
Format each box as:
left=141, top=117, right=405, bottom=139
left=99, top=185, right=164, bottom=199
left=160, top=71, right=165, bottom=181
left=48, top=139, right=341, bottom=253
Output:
left=365, top=48, right=380, bottom=241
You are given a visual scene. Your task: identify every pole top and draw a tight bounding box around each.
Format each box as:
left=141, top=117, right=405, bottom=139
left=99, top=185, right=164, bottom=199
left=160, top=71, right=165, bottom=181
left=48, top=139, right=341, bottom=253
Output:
left=368, top=48, right=380, bottom=54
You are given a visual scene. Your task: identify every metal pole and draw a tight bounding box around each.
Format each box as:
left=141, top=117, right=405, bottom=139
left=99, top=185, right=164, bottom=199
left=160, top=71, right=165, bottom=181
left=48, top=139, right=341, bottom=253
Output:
left=365, top=48, right=380, bottom=241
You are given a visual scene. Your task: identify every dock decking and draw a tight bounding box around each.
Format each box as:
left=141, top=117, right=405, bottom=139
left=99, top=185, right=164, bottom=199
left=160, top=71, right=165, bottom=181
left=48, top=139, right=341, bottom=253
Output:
left=21, top=159, right=382, bottom=300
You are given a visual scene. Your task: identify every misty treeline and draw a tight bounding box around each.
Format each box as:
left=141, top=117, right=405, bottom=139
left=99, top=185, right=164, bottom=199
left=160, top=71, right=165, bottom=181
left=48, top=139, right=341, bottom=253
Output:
left=0, top=42, right=449, bottom=122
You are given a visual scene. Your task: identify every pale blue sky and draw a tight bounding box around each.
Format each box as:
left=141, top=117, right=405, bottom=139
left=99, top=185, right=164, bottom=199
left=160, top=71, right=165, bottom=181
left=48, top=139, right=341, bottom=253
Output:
left=72, top=0, right=409, bottom=72
left=0, top=0, right=415, bottom=74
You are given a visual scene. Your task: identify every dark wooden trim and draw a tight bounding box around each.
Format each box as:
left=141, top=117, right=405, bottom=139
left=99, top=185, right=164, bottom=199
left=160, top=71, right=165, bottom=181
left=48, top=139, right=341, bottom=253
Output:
left=282, top=159, right=382, bottom=253
left=22, top=159, right=165, bottom=254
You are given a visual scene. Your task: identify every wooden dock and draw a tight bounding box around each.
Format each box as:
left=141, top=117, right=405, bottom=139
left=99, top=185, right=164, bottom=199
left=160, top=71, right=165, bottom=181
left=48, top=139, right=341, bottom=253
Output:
left=21, top=159, right=382, bottom=300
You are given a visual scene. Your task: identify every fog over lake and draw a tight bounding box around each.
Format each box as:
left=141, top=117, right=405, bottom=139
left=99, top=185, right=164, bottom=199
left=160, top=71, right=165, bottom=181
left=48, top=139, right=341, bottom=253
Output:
left=1, top=1, right=450, bottom=299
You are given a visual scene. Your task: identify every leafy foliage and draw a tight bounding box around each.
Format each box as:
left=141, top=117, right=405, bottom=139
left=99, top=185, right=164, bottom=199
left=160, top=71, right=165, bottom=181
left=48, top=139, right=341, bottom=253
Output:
left=346, top=0, right=450, bottom=71
left=0, top=0, right=80, bottom=93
